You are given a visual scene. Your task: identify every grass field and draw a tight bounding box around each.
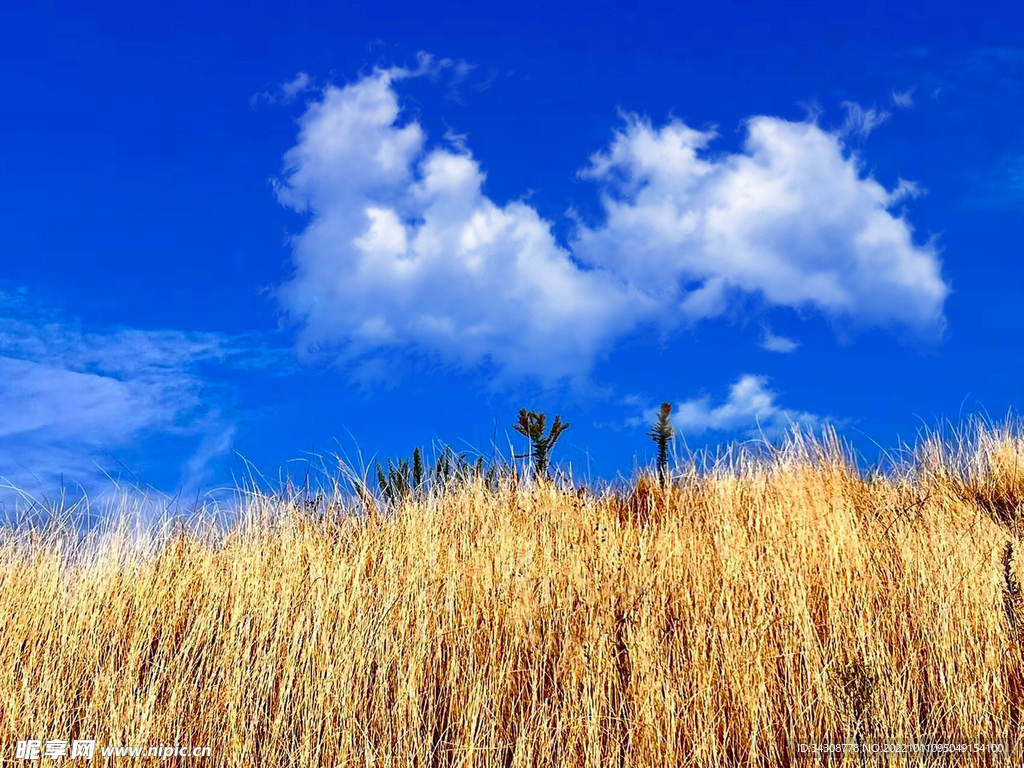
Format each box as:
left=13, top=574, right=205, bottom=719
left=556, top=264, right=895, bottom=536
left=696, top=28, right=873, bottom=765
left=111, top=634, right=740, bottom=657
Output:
left=3, top=424, right=1024, bottom=766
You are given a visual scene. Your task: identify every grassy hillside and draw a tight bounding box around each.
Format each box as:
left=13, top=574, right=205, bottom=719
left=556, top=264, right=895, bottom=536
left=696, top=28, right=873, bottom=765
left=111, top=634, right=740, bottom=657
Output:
left=2, top=425, right=1024, bottom=765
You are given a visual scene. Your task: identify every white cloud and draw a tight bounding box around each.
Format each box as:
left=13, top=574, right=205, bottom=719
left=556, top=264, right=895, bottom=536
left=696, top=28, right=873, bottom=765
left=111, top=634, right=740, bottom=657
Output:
left=760, top=327, right=800, bottom=353
left=271, top=64, right=949, bottom=385
left=667, top=375, right=820, bottom=437
left=891, top=87, right=915, bottom=109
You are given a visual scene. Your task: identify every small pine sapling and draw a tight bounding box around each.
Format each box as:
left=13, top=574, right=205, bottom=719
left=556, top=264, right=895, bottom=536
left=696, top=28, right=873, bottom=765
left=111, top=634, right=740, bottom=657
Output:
left=433, top=449, right=452, bottom=488
left=376, top=457, right=410, bottom=504
left=647, top=402, right=675, bottom=487
left=377, top=447, right=428, bottom=504
left=412, top=447, right=424, bottom=491
left=433, top=446, right=474, bottom=489
left=513, top=409, right=570, bottom=480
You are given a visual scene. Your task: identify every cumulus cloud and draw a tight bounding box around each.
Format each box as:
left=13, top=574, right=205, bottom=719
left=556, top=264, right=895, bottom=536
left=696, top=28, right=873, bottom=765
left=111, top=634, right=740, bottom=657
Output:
left=891, top=87, right=916, bottom=108
left=271, top=64, right=949, bottom=385
left=272, top=65, right=648, bottom=385
left=759, top=327, right=800, bottom=353
left=666, top=375, right=820, bottom=437
left=573, top=111, right=945, bottom=332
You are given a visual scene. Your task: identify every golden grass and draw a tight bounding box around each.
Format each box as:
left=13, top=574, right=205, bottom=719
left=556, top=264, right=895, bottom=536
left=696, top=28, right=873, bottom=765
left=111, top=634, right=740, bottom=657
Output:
left=3, top=425, right=1024, bottom=765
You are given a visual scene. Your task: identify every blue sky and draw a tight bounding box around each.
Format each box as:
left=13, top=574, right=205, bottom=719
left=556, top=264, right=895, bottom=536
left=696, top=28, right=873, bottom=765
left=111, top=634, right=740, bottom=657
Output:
left=1, top=0, right=1023, bottom=508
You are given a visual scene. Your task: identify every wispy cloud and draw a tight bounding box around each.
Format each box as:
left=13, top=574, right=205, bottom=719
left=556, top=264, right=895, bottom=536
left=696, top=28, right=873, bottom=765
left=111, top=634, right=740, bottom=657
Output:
left=180, top=419, right=238, bottom=493
left=967, top=152, right=1024, bottom=209
left=0, top=289, right=294, bottom=505
left=440, top=58, right=476, bottom=103
left=251, top=72, right=315, bottom=107
left=280, top=72, right=313, bottom=100
left=891, top=87, right=915, bottom=108
left=270, top=62, right=948, bottom=386
left=838, top=100, right=891, bottom=138
left=401, top=52, right=479, bottom=104
left=472, top=67, right=499, bottom=93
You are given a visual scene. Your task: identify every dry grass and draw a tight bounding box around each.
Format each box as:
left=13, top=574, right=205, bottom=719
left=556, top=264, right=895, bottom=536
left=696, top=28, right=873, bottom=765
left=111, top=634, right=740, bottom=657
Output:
left=3, top=424, right=1024, bottom=765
